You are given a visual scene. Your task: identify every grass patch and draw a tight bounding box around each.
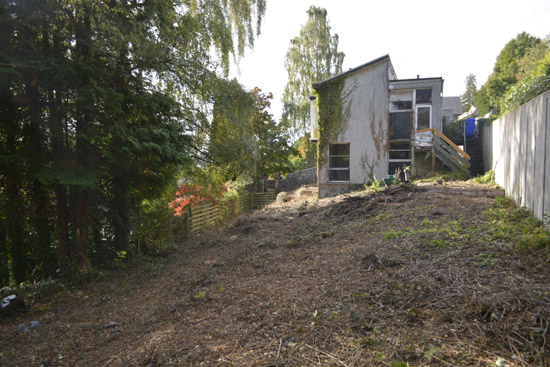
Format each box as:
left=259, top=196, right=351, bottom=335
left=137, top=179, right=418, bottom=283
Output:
left=383, top=229, right=404, bottom=239
left=482, top=197, right=550, bottom=254
left=429, top=239, right=456, bottom=249
left=471, top=170, right=495, bottom=184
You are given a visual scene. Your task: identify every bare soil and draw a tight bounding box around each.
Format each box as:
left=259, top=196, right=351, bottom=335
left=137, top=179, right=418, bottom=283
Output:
left=1, top=182, right=549, bottom=366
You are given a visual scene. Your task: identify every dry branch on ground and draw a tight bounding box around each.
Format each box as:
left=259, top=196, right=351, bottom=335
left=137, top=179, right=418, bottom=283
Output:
left=1, top=182, right=549, bottom=367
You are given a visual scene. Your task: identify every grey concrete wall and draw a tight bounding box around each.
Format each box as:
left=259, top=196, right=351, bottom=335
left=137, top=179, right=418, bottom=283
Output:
left=318, top=58, right=390, bottom=197
left=279, top=168, right=317, bottom=192
left=482, top=89, right=550, bottom=226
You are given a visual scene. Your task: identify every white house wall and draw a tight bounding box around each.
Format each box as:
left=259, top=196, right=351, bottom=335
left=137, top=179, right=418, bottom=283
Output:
left=318, top=60, right=390, bottom=197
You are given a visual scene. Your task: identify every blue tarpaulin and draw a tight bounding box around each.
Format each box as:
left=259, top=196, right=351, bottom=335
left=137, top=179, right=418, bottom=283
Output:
left=465, top=118, right=476, bottom=137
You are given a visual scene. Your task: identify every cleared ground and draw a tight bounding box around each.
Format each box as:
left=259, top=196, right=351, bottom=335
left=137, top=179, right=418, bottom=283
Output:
left=1, top=182, right=549, bottom=366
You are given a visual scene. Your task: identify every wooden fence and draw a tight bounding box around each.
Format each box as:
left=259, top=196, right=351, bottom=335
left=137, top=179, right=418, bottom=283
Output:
left=187, top=191, right=278, bottom=233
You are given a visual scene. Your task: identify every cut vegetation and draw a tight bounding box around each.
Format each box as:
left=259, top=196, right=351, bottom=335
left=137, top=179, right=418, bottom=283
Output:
left=1, top=182, right=549, bottom=367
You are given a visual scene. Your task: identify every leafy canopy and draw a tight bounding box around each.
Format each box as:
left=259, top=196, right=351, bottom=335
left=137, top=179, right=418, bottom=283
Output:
left=282, top=6, right=344, bottom=139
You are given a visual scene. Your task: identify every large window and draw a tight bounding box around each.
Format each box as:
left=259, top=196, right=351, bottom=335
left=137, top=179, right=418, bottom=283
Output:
left=328, top=143, right=350, bottom=182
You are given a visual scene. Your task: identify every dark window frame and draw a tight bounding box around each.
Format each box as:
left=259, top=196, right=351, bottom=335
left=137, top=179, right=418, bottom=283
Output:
left=328, top=143, right=350, bottom=182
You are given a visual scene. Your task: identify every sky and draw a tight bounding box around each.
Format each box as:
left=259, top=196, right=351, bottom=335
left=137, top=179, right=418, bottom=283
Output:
left=230, top=0, right=550, bottom=119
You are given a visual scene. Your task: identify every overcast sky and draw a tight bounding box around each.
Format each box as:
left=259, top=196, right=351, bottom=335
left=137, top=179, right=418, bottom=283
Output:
left=230, top=0, right=550, bottom=119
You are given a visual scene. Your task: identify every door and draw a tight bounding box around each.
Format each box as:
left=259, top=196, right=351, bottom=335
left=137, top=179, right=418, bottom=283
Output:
left=416, top=105, right=431, bottom=130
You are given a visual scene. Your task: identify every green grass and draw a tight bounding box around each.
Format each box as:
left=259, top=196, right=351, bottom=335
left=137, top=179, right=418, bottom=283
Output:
left=482, top=197, right=550, bottom=253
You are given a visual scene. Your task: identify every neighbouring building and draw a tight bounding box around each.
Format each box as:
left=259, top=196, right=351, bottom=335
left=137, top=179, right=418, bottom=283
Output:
left=442, top=96, right=463, bottom=125
left=312, top=55, right=470, bottom=198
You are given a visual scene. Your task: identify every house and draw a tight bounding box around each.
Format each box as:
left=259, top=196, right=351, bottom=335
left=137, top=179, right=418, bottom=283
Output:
left=311, top=55, right=469, bottom=198
left=442, top=96, right=463, bottom=125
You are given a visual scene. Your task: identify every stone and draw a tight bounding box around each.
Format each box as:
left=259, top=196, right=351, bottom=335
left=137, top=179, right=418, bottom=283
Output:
left=18, top=323, right=29, bottom=332
left=29, top=321, right=40, bottom=329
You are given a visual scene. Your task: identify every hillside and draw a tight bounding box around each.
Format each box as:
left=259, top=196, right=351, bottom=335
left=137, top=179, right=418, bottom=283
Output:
left=1, top=182, right=549, bottom=367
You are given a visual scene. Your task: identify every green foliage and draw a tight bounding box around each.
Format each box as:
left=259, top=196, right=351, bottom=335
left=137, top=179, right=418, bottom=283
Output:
left=414, top=169, right=470, bottom=183
left=204, top=83, right=295, bottom=184
left=429, top=239, right=455, bottom=249
left=282, top=6, right=345, bottom=139
left=383, top=229, right=403, bottom=239
left=0, top=0, right=266, bottom=283
left=483, top=198, right=550, bottom=253
left=315, top=78, right=348, bottom=165
left=461, top=74, right=477, bottom=112
left=138, top=193, right=184, bottom=254
left=475, top=84, right=492, bottom=117
left=498, top=74, right=550, bottom=113
left=472, top=170, right=495, bottom=184
left=421, top=218, right=434, bottom=227
left=474, top=252, right=495, bottom=267
left=477, top=32, right=549, bottom=116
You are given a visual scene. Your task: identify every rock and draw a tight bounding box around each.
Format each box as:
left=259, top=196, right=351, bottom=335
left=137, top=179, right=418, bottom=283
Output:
left=102, top=321, right=118, bottom=329
left=18, top=323, right=29, bottom=332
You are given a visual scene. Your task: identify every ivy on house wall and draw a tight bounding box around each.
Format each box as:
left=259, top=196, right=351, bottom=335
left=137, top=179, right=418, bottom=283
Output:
left=314, top=78, right=352, bottom=167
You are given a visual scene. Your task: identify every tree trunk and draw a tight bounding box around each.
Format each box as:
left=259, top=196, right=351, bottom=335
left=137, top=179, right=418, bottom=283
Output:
left=46, top=23, right=70, bottom=273
left=27, top=75, right=55, bottom=276
left=72, top=4, right=94, bottom=273
left=5, top=129, right=27, bottom=284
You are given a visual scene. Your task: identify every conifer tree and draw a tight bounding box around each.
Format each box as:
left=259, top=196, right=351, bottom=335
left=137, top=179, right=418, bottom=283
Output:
left=0, top=0, right=266, bottom=282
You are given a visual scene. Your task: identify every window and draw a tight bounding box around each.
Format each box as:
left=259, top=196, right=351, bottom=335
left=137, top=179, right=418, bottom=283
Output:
left=328, top=143, right=350, bottom=182
left=416, top=106, right=431, bottom=129
left=416, top=88, right=432, bottom=104
left=391, top=101, right=412, bottom=111
left=390, top=90, right=413, bottom=112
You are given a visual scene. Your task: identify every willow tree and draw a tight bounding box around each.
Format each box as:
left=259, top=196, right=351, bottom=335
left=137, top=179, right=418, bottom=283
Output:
left=282, top=6, right=345, bottom=140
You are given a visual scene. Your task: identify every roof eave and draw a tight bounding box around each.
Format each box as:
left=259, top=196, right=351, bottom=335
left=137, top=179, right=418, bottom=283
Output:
left=313, top=54, right=390, bottom=89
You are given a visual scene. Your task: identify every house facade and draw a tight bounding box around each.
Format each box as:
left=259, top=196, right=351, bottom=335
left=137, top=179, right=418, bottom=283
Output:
left=442, top=96, right=463, bottom=124
left=313, top=55, right=468, bottom=198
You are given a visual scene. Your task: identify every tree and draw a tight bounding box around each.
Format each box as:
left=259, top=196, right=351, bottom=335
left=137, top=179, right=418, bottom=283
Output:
left=0, top=0, right=266, bottom=283
left=475, top=84, right=492, bottom=117
left=209, top=78, right=256, bottom=181
left=282, top=6, right=344, bottom=140
left=476, top=32, right=550, bottom=117
left=250, top=88, right=295, bottom=185
left=461, top=74, right=477, bottom=113
left=483, top=32, right=541, bottom=114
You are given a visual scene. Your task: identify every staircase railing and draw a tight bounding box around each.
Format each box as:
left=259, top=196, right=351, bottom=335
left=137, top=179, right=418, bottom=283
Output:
left=416, top=128, right=470, bottom=172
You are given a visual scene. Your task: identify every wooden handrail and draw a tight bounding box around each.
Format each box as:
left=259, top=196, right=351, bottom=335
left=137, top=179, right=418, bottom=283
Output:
left=416, top=128, right=470, bottom=160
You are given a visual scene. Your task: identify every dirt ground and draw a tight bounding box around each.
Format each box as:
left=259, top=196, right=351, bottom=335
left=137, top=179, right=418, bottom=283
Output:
left=1, top=182, right=549, bottom=367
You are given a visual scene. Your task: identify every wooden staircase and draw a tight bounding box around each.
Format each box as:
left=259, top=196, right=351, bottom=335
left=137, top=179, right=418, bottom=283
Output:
left=415, top=128, right=470, bottom=173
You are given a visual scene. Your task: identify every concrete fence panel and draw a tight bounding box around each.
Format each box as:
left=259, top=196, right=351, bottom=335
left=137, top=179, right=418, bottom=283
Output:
left=482, top=90, right=550, bottom=226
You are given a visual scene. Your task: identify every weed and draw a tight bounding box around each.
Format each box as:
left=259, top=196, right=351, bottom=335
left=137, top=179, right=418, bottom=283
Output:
left=421, top=218, right=434, bottom=227
left=482, top=199, right=550, bottom=254
left=370, top=211, right=389, bottom=224
left=472, top=170, right=495, bottom=184
left=429, top=239, right=455, bottom=249
left=492, top=196, right=515, bottom=209
left=474, top=252, right=495, bottom=267
left=383, top=229, right=404, bottom=239
left=193, top=291, right=206, bottom=299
